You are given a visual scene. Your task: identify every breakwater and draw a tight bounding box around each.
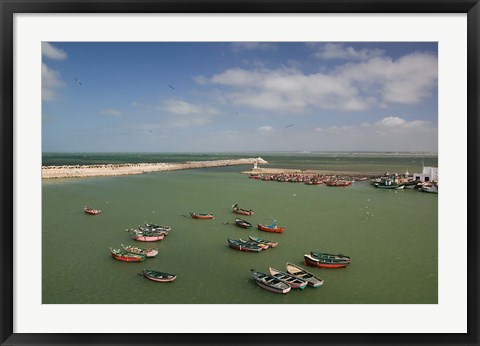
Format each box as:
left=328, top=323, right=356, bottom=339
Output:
left=42, top=157, right=268, bottom=179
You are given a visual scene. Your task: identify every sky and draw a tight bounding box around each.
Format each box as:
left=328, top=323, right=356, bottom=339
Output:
left=42, top=42, right=438, bottom=153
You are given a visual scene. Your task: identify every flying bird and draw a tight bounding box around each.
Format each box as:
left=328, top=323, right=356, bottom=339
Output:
left=74, top=77, right=82, bottom=85
left=168, top=85, right=176, bottom=90
left=285, top=123, right=295, bottom=128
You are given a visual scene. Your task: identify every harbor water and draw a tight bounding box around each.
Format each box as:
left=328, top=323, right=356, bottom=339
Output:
left=42, top=153, right=437, bottom=304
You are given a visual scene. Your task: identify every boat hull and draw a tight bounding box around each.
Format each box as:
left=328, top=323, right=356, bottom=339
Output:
left=304, top=254, right=349, bottom=268
left=131, top=234, right=164, bottom=242
left=143, top=270, right=176, bottom=282
left=257, top=224, right=285, bottom=233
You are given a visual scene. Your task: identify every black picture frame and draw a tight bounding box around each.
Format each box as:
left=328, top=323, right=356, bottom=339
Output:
left=1, top=1, right=478, bottom=345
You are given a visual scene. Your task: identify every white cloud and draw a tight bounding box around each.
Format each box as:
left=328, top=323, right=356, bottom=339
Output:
left=161, top=99, right=219, bottom=116
left=193, top=75, right=209, bottom=85
left=257, top=126, right=274, bottom=133
left=42, top=42, right=67, bottom=60
left=159, top=99, right=220, bottom=128
left=230, top=42, right=276, bottom=52
left=100, top=109, right=122, bottom=117
left=207, top=52, right=437, bottom=113
left=312, top=43, right=384, bottom=61
left=42, top=63, right=64, bottom=101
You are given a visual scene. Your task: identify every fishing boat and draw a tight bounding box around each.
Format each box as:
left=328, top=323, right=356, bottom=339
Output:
left=235, top=218, right=253, bottom=229
left=130, top=230, right=165, bottom=242
left=420, top=185, right=438, bottom=194
left=304, top=254, right=350, bottom=268
left=227, top=238, right=263, bottom=252
left=269, top=267, right=307, bottom=289
left=325, top=180, right=352, bottom=187
left=110, top=248, right=146, bottom=262
left=257, top=219, right=285, bottom=233
left=143, top=223, right=172, bottom=232
left=248, top=235, right=278, bottom=248
left=232, top=204, right=254, bottom=216
left=238, top=238, right=268, bottom=250
left=190, top=212, right=215, bottom=219
left=250, top=269, right=291, bottom=294
left=141, top=269, right=176, bottom=282
left=311, top=251, right=351, bottom=262
left=121, top=244, right=158, bottom=257
left=285, top=262, right=324, bottom=287
left=84, top=206, right=101, bottom=215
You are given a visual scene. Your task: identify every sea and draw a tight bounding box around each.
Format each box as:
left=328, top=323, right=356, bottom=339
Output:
left=42, top=152, right=438, bottom=304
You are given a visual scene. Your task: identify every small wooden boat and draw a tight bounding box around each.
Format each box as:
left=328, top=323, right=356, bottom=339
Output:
left=311, top=251, right=351, bottom=262
left=141, top=269, right=176, bottom=282
left=190, top=212, right=214, bottom=219
left=304, top=254, right=349, bottom=268
left=269, top=267, right=307, bottom=289
left=238, top=238, right=268, bottom=250
left=248, top=235, right=278, bottom=248
left=139, top=225, right=170, bottom=235
left=121, top=244, right=158, bottom=257
left=110, top=248, right=146, bottom=262
left=232, top=204, right=253, bottom=216
left=285, top=262, right=324, bottom=287
left=143, top=223, right=172, bottom=232
left=251, top=269, right=291, bottom=294
left=84, top=206, right=101, bottom=215
left=131, top=230, right=165, bottom=242
left=227, top=238, right=263, bottom=252
left=235, top=218, right=253, bottom=229
left=257, top=220, right=285, bottom=233
left=326, top=180, right=352, bottom=187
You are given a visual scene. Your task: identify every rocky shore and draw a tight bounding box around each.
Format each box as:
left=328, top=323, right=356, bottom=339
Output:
left=42, top=157, right=268, bottom=179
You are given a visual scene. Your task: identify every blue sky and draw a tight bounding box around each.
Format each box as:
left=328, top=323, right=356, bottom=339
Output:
left=42, top=42, right=438, bottom=153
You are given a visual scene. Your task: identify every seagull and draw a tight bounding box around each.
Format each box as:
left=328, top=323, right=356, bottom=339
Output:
left=285, top=123, right=295, bottom=128
left=168, top=85, right=176, bottom=90
left=74, top=77, right=82, bottom=85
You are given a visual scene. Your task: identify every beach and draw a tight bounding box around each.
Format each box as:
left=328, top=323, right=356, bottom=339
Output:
left=42, top=157, right=268, bottom=179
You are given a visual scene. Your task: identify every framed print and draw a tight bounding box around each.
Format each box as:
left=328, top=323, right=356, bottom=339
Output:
left=1, top=1, right=479, bottom=345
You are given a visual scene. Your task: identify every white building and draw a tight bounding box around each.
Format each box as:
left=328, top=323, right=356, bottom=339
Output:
left=413, top=166, right=438, bottom=182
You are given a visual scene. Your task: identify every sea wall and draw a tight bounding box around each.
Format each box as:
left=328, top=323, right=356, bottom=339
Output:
left=42, top=157, right=268, bottom=179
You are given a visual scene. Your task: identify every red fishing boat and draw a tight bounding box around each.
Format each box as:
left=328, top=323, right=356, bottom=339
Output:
left=325, top=180, right=352, bottom=187
left=121, top=244, right=158, bottom=257
left=110, top=248, right=146, bottom=262
left=257, top=219, right=285, bottom=233
left=190, top=212, right=215, bottom=219
left=232, top=204, right=253, bottom=216
left=304, top=254, right=350, bottom=268
left=84, top=206, right=101, bottom=215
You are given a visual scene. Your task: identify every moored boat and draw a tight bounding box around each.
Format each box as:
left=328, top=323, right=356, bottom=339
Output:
left=110, top=248, right=146, bottom=262
left=325, top=180, right=352, bottom=187
left=257, top=219, right=285, bottom=233
left=232, top=204, right=254, bottom=216
left=121, top=243, right=158, bottom=257
left=304, top=254, right=349, bottom=268
left=269, top=267, right=307, bottom=289
left=311, top=251, right=351, bottom=262
left=141, top=269, right=176, bottom=282
left=285, top=262, right=324, bottom=287
left=130, top=230, right=165, bottom=242
left=143, top=223, right=172, bottom=232
left=248, top=235, right=278, bottom=248
left=84, top=206, right=101, bottom=215
left=235, top=218, right=253, bottom=229
left=227, top=238, right=263, bottom=252
left=239, top=238, right=268, bottom=250
left=250, top=269, right=291, bottom=294
left=420, top=185, right=438, bottom=193
left=190, top=211, right=215, bottom=219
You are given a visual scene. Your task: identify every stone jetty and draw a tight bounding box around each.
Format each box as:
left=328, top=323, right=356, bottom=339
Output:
left=42, top=157, right=268, bottom=179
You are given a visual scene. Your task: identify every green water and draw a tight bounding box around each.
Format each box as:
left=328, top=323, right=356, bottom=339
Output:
left=42, top=162, right=437, bottom=304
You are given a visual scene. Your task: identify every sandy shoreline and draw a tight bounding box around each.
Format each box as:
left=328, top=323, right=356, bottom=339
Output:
left=42, top=157, right=268, bottom=179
